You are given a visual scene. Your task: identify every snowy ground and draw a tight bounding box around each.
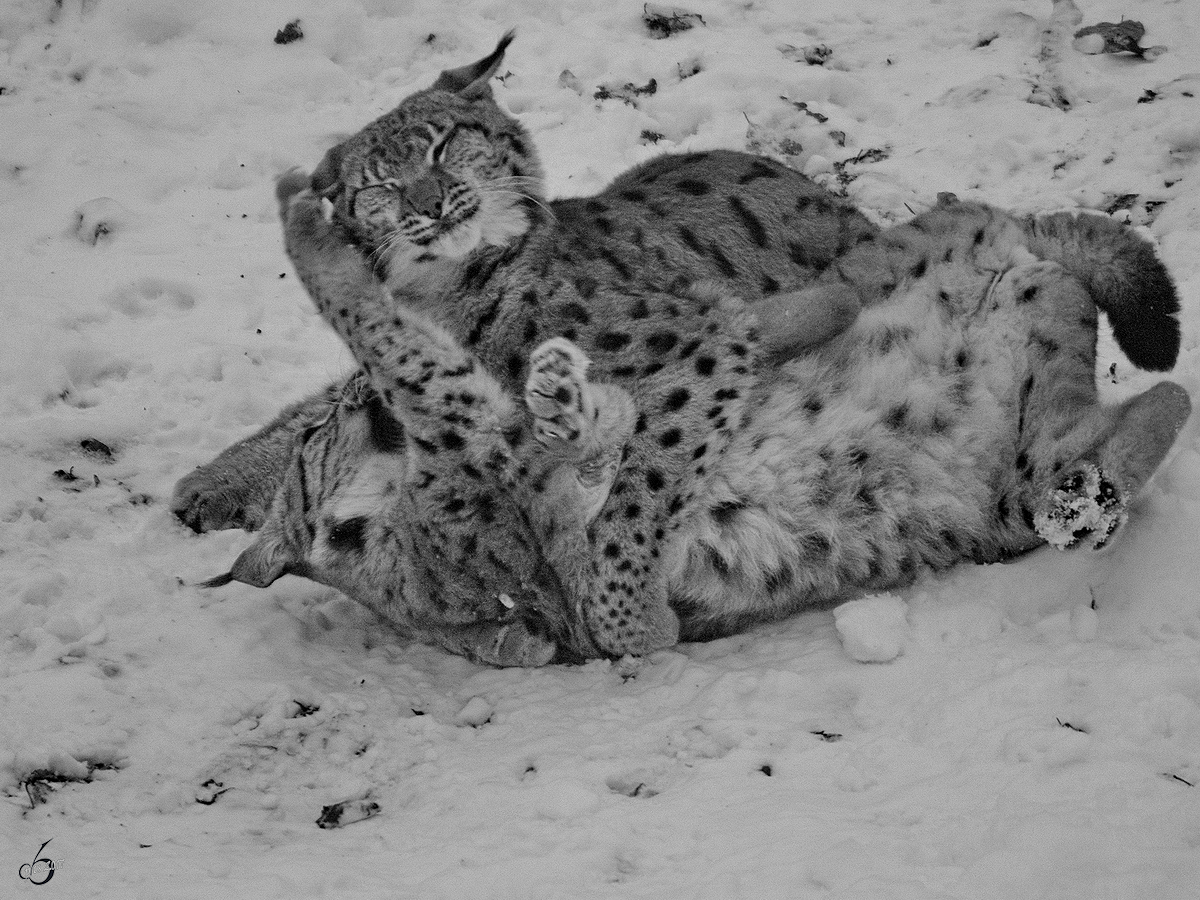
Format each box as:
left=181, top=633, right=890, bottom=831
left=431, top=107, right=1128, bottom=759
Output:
left=2, top=0, right=1199, bottom=896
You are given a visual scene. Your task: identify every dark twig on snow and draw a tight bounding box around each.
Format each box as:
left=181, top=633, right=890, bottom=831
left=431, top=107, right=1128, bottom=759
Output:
left=1073, top=19, right=1166, bottom=60
left=643, top=4, right=705, bottom=39
left=274, top=20, right=303, bottom=45
left=594, top=79, right=658, bottom=106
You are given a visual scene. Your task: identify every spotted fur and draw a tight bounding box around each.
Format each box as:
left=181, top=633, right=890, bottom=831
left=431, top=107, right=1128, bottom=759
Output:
left=176, top=35, right=873, bottom=657
left=173, top=38, right=1190, bottom=662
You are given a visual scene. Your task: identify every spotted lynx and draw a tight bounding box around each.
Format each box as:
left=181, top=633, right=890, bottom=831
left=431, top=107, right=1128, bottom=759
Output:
left=174, top=34, right=875, bottom=660
left=174, top=37, right=1190, bottom=664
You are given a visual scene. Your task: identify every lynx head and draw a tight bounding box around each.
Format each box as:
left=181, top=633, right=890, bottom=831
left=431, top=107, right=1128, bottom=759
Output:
left=204, top=376, right=591, bottom=662
left=310, top=32, right=544, bottom=278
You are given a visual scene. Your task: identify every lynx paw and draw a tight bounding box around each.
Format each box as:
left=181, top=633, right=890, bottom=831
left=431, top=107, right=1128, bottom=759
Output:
left=435, top=618, right=558, bottom=668
left=584, top=591, right=681, bottom=658
left=171, top=466, right=271, bottom=534
left=1034, top=463, right=1127, bottom=551
left=525, top=338, right=594, bottom=446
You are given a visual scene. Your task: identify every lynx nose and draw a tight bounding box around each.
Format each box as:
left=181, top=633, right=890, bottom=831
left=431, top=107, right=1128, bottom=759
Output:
left=404, top=176, right=444, bottom=220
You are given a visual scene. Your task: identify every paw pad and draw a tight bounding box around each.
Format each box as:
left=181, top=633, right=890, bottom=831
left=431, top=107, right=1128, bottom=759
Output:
left=1034, top=463, right=1126, bottom=551
left=525, top=338, right=593, bottom=445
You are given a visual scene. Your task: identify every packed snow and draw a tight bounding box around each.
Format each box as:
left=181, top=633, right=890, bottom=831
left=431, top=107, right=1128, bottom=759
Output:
left=1, top=0, right=1198, bottom=897
left=832, top=594, right=910, bottom=663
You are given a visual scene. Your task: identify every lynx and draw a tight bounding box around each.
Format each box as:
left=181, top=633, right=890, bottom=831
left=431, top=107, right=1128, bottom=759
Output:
left=174, top=37, right=1190, bottom=665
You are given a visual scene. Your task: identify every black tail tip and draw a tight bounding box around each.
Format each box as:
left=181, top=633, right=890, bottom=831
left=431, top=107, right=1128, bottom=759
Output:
left=1109, top=246, right=1182, bottom=372
left=1110, top=312, right=1182, bottom=372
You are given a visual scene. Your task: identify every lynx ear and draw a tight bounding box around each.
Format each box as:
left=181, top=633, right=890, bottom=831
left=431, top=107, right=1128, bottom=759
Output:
left=430, top=30, right=514, bottom=99
left=225, top=528, right=300, bottom=588
left=196, top=529, right=296, bottom=590
left=221, top=463, right=312, bottom=589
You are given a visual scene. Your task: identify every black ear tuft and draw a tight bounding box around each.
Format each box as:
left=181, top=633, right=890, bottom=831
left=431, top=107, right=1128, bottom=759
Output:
left=430, top=30, right=515, bottom=99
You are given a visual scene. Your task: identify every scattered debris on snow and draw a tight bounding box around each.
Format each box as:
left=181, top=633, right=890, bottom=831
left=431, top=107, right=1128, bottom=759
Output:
left=1073, top=19, right=1166, bottom=60
left=316, top=796, right=380, bottom=829
left=642, top=4, right=704, bottom=39
left=594, top=78, right=658, bottom=105
left=779, top=43, right=834, bottom=66
left=74, top=197, right=132, bottom=246
left=274, top=20, right=303, bottom=45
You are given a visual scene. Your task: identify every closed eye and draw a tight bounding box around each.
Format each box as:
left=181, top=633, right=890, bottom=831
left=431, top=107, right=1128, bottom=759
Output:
left=350, top=182, right=402, bottom=219
left=429, top=125, right=460, bottom=166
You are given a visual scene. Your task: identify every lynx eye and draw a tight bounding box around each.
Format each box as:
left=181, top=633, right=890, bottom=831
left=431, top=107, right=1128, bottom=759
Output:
left=429, top=126, right=461, bottom=165
left=351, top=183, right=401, bottom=221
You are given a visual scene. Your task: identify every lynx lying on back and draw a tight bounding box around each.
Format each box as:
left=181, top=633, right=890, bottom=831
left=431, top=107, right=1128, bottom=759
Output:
left=175, top=37, right=1190, bottom=665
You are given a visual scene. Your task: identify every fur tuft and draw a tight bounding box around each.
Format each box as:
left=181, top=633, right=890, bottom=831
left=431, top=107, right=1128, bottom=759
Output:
left=1025, top=212, right=1182, bottom=371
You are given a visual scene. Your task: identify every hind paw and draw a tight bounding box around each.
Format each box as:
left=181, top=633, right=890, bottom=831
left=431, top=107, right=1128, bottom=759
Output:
left=1034, top=463, right=1127, bottom=551
left=525, top=338, right=594, bottom=447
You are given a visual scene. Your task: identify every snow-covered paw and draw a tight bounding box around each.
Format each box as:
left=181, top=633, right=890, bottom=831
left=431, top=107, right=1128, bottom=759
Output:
left=525, top=338, right=594, bottom=447
left=1034, top=463, right=1126, bottom=551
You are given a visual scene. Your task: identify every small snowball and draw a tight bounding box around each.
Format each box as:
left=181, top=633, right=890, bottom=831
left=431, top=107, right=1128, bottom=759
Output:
left=833, top=593, right=910, bottom=662
left=1072, top=33, right=1107, bottom=55
left=454, top=696, right=493, bottom=727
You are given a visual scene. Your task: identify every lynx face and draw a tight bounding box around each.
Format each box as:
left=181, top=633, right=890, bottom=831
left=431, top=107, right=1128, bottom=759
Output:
left=310, top=33, right=543, bottom=273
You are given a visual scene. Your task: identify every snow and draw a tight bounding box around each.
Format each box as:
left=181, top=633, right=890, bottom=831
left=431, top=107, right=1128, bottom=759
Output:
left=1, top=0, right=1199, bottom=896
left=832, top=594, right=909, bottom=662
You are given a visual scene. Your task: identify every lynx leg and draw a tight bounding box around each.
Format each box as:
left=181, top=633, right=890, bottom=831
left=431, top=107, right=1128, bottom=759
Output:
left=522, top=337, right=676, bottom=657
left=1034, top=381, right=1191, bottom=549
left=520, top=338, right=678, bottom=657
left=280, top=182, right=525, bottom=477
left=753, top=282, right=862, bottom=363
left=425, top=618, right=558, bottom=668
left=171, top=380, right=346, bottom=532
left=524, top=338, right=635, bottom=525
left=998, top=262, right=1191, bottom=550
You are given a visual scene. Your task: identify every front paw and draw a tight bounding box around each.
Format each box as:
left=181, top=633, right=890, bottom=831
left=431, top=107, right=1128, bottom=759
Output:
left=584, top=591, right=681, bottom=658
left=275, top=168, right=312, bottom=221
left=433, top=619, right=558, bottom=668
left=279, top=184, right=379, bottom=319
left=171, top=464, right=272, bottom=534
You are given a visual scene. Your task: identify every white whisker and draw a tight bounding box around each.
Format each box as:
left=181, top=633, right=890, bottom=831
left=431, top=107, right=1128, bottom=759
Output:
left=481, top=187, right=556, bottom=222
